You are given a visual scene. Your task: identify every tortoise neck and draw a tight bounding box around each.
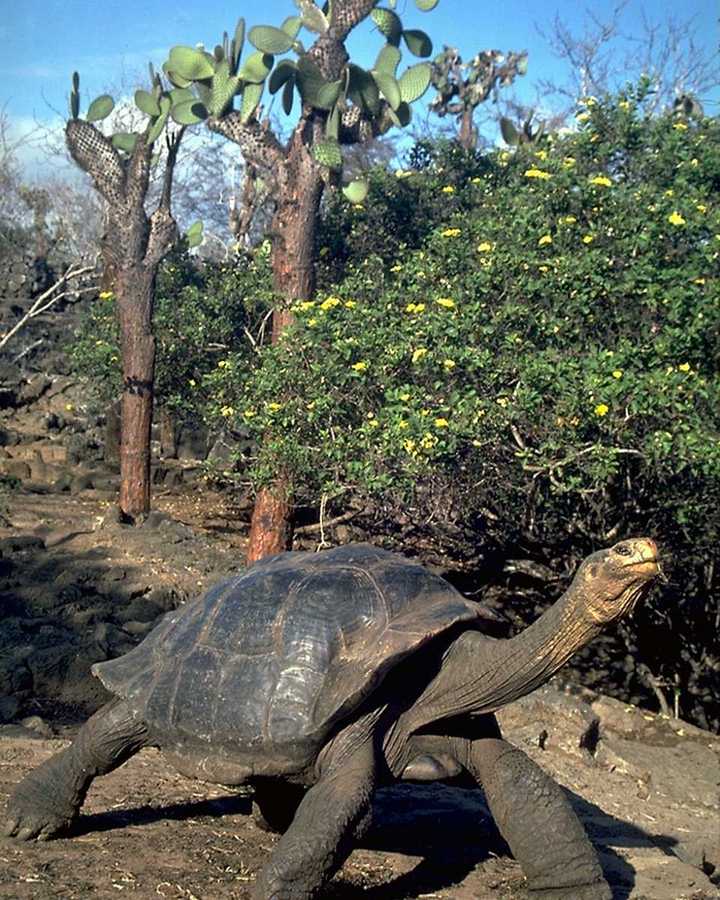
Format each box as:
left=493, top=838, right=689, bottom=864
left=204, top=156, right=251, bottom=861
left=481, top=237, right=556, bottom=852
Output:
left=408, top=586, right=601, bottom=728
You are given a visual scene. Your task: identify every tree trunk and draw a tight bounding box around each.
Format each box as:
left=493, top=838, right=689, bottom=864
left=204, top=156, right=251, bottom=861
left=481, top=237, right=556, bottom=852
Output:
left=458, top=109, right=478, bottom=151
left=116, top=266, right=156, bottom=522
left=246, top=137, right=324, bottom=564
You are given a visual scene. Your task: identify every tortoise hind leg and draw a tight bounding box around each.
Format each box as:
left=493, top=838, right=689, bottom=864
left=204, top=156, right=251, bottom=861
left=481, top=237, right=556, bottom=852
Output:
left=3, top=699, right=148, bottom=842
left=462, top=735, right=611, bottom=899
left=253, top=725, right=377, bottom=899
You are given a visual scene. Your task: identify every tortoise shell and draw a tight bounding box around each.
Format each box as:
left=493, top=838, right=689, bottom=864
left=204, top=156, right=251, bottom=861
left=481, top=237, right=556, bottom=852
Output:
left=93, top=544, right=490, bottom=771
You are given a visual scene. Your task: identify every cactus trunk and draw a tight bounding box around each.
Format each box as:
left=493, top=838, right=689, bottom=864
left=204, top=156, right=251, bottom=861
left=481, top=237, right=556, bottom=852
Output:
left=246, top=136, right=324, bottom=564
left=116, top=265, right=157, bottom=522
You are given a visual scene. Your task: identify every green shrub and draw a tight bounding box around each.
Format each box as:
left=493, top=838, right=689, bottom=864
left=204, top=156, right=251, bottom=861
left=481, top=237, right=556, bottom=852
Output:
left=211, top=88, right=719, bottom=727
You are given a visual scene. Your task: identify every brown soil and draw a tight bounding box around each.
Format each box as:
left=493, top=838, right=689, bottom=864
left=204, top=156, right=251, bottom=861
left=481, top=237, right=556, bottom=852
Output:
left=1, top=489, right=718, bottom=900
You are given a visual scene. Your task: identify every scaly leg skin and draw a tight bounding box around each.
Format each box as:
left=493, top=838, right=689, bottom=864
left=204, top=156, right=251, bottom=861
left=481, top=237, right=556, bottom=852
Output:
left=253, top=726, right=377, bottom=899
left=3, top=700, right=148, bottom=842
left=464, top=736, right=612, bottom=900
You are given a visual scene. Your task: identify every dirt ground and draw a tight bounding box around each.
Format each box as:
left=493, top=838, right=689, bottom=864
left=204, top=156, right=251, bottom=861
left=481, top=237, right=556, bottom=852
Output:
left=1, top=489, right=718, bottom=900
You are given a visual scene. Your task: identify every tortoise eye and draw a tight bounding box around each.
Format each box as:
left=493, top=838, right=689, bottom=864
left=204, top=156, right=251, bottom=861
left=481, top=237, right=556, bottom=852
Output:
left=615, top=544, right=632, bottom=557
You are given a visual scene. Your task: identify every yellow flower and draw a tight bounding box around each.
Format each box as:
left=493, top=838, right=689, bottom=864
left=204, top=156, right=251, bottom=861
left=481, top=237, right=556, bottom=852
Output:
left=524, top=168, right=552, bottom=180
left=562, top=157, right=576, bottom=168
left=267, top=402, right=282, bottom=412
left=217, top=359, right=228, bottom=368
left=690, top=158, right=700, bottom=168
left=470, top=176, right=482, bottom=183
left=582, top=234, right=594, bottom=244
left=594, top=403, right=609, bottom=417
left=441, top=227, right=461, bottom=237
left=389, top=264, right=402, bottom=272
left=434, top=418, right=449, bottom=428
left=98, top=290, right=114, bottom=300
left=188, top=378, right=196, bottom=387
left=664, top=189, right=674, bottom=197
left=539, top=265, right=549, bottom=273
left=368, top=418, right=380, bottom=428
left=612, top=370, right=623, bottom=379
left=344, top=299, right=357, bottom=308
left=618, top=100, right=631, bottom=111
left=65, top=403, right=74, bottom=412
left=678, top=362, right=691, bottom=372
left=668, top=211, right=686, bottom=226
left=673, top=121, right=688, bottom=131
left=496, top=396, right=509, bottom=408
left=477, top=241, right=494, bottom=252
left=403, top=439, right=417, bottom=454
left=297, top=300, right=315, bottom=311
left=319, top=296, right=341, bottom=310
left=443, top=359, right=456, bottom=369
left=589, top=175, right=612, bottom=187
left=398, top=419, right=409, bottom=429
left=538, top=234, right=553, bottom=246
left=220, top=406, right=234, bottom=418
left=442, top=185, right=456, bottom=194
left=399, top=393, right=410, bottom=402
left=395, top=169, right=413, bottom=179
left=411, top=348, right=428, bottom=363
left=696, top=204, right=707, bottom=213
left=307, top=317, right=317, bottom=327
left=351, top=361, right=368, bottom=372
left=436, top=297, right=456, bottom=309
left=242, top=408, right=255, bottom=418
left=534, top=149, right=548, bottom=161
left=576, top=111, right=591, bottom=122
left=694, top=277, right=706, bottom=285
left=420, top=432, right=438, bottom=449
left=405, top=302, right=426, bottom=314
left=561, top=215, right=577, bottom=224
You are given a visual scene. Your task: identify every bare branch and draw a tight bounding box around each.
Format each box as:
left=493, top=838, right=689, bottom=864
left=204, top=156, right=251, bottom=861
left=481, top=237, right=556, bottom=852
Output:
left=0, top=263, right=98, bottom=351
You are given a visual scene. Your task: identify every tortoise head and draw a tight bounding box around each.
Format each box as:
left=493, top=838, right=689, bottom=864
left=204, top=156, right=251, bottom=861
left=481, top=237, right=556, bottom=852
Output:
left=575, top=538, right=662, bottom=626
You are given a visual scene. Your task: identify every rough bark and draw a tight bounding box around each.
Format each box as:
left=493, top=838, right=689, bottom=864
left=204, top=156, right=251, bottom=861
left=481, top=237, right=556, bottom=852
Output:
left=246, top=133, right=324, bottom=564
left=65, top=123, right=182, bottom=524
left=116, top=266, right=156, bottom=521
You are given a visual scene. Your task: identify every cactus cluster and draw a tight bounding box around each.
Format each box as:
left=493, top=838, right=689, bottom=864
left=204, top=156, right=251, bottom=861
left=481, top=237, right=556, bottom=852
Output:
left=162, top=17, right=288, bottom=126
left=499, top=114, right=545, bottom=146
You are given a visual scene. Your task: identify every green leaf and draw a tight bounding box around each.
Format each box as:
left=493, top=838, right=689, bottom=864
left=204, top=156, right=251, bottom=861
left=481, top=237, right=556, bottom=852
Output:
left=316, top=79, right=343, bottom=110
left=371, top=8, right=403, bottom=45
left=281, top=15, right=303, bottom=38
left=248, top=25, right=295, bottom=54
left=163, top=62, right=192, bottom=89
left=269, top=59, right=298, bottom=94
left=296, top=55, right=326, bottom=106
left=169, top=87, right=196, bottom=105
left=86, top=94, right=114, bottom=122
left=342, top=179, right=369, bottom=203
left=402, top=29, right=433, bottom=58
left=239, top=51, right=274, bottom=83
left=415, top=0, right=439, bottom=9
left=348, top=64, right=380, bottom=117
left=312, top=138, right=343, bottom=169
left=170, top=98, right=208, bottom=125
left=186, top=219, right=204, bottom=248
left=230, top=18, right=246, bottom=72
left=240, top=81, right=263, bottom=123
left=282, top=77, right=295, bottom=115
left=500, top=117, right=520, bottom=146
left=111, top=132, right=138, bottom=154
left=326, top=103, right=340, bottom=140
left=374, top=44, right=401, bottom=76
left=135, top=89, right=161, bottom=117
left=168, top=46, right=216, bottom=81
left=146, top=97, right=171, bottom=144
left=398, top=62, right=431, bottom=104
left=373, top=71, right=401, bottom=110
left=295, top=0, right=329, bottom=34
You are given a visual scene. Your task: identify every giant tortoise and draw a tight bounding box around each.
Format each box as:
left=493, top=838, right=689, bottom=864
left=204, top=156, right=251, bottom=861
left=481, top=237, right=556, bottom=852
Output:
left=4, top=538, right=661, bottom=898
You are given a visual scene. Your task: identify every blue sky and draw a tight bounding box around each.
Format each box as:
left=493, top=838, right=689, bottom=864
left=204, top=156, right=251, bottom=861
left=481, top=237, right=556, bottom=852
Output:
left=4, top=0, right=719, bottom=171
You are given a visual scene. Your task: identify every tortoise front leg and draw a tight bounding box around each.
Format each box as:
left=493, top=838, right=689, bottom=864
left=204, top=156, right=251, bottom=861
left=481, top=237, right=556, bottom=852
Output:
left=3, top=699, right=148, bottom=842
left=462, top=736, right=611, bottom=899
left=253, top=729, right=377, bottom=899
